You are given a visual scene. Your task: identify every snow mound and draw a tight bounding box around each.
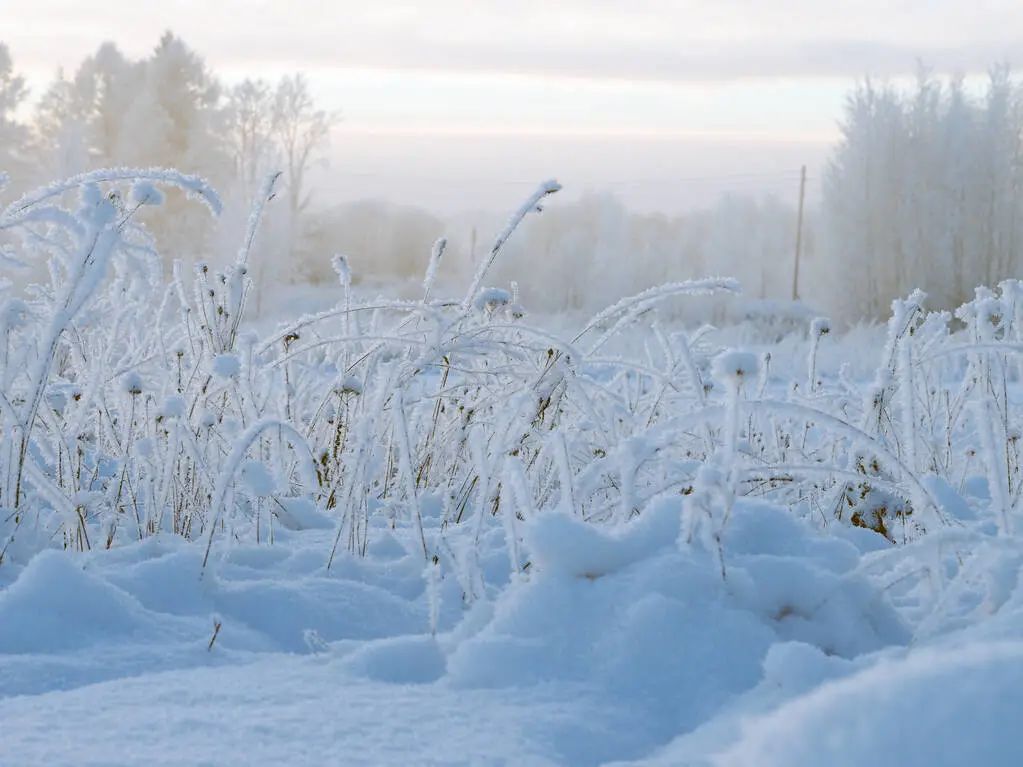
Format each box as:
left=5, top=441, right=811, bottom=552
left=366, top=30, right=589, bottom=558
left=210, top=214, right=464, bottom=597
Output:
left=366, top=529, right=411, bottom=560
left=525, top=499, right=680, bottom=578
left=446, top=498, right=906, bottom=753
left=724, top=501, right=908, bottom=657
left=719, top=641, right=1023, bottom=767
left=0, top=550, right=153, bottom=653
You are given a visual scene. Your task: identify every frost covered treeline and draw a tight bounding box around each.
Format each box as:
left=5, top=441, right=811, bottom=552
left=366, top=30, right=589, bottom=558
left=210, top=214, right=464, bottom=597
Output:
left=2, top=38, right=1023, bottom=323
left=352, top=69, right=1023, bottom=323
left=0, top=33, right=332, bottom=274
left=824, top=68, right=1023, bottom=320
left=0, top=34, right=800, bottom=316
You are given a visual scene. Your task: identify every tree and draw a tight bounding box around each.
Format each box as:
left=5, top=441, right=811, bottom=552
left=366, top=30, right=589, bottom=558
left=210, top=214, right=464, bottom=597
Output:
left=0, top=43, right=29, bottom=189
left=32, top=71, right=92, bottom=180
left=139, top=32, right=229, bottom=176
left=30, top=34, right=232, bottom=255
left=823, top=70, right=1023, bottom=320
left=227, top=79, right=278, bottom=190
left=272, top=74, right=335, bottom=256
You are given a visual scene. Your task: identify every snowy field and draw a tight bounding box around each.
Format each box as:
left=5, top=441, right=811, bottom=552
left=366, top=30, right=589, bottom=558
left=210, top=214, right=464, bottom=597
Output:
left=1, top=170, right=1022, bottom=765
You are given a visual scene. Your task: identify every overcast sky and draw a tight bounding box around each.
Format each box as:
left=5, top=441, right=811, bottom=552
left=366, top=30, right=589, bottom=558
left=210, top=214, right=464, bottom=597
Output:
left=4, top=1, right=1022, bottom=213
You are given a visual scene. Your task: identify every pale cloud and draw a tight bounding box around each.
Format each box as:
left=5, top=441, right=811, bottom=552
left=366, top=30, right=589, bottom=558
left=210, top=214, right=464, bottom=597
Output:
left=5, top=0, right=1021, bottom=82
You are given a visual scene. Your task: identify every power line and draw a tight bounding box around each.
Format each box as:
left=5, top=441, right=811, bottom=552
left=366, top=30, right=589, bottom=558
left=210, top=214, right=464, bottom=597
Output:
left=330, top=169, right=811, bottom=187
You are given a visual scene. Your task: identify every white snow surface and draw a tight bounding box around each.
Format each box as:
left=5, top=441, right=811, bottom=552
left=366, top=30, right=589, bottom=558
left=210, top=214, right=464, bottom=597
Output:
left=2, top=497, right=1018, bottom=766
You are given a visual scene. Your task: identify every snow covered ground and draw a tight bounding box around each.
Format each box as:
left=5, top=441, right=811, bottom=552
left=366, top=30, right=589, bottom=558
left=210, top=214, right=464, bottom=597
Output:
left=3, top=494, right=1022, bottom=765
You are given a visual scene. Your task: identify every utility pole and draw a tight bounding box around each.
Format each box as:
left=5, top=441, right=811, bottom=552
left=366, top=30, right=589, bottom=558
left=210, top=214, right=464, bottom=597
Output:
left=792, top=164, right=806, bottom=302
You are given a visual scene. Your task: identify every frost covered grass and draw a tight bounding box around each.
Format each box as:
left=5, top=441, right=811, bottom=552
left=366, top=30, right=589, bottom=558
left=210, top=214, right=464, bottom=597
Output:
left=3, top=168, right=740, bottom=574
left=1, top=168, right=1023, bottom=765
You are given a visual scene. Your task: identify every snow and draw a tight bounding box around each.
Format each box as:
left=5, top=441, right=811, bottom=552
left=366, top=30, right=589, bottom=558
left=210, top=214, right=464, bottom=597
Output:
left=130, top=179, right=165, bottom=207
left=2, top=457, right=1022, bottom=766
left=711, top=349, right=761, bottom=386
left=717, top=641, right=1023, bottom=767
left=119, top=370, right=144, bottom=395
left=1, top=166, right=222, bottom=224
left=0, top=551, right=156, bottom=655
left=2, top=488, right=1015, bottom=766
left=239, top=459, right=275, bottom=496
left=0, top=663, right=584, bottom=767
left=0, top=497, right=944, bottom=765
left=212, top=352, right=242, bottom=379
left=159, top=393, right=186, bottom=419
left=474, top=286, right=513, bottom=313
